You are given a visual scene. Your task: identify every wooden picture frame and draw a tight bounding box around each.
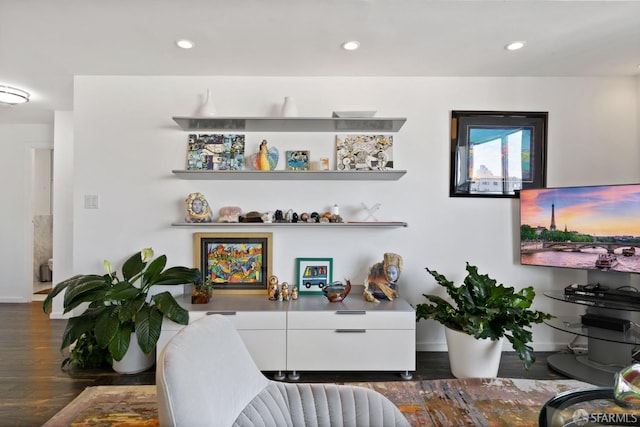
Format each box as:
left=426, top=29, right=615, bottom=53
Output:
left=194, top=232, right=272, bottom=290
left=296, top=258, right=333, bottom=295
left=450, top=111, right=548, bottom=198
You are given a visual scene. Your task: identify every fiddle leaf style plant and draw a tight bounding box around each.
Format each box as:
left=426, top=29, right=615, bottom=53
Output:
left=415, top=262, right=552, bottom=370
left=43, top=248, right=201, bottom=367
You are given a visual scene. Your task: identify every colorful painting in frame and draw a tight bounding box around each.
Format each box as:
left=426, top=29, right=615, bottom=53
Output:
left=296, top=258, right=333, bottom=295
left=187, top=134, right=245, bottom=171
left=336, top=134, right=393, bottom=171
left=285, top=150, right=310, bottom=170
left=194, top=233, right=272, bottom=290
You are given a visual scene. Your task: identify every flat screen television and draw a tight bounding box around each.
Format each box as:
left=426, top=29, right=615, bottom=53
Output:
left=519, top=183, right=640, bottom=274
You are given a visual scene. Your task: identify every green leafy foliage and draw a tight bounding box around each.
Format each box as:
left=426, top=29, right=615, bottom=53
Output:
left=43, top=248, right=201, bottom=368
left=415, top=262, right=552, bottom=370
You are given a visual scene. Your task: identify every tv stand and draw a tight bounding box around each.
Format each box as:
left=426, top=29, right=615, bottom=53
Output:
left=544, top=270, right=640, bottom=386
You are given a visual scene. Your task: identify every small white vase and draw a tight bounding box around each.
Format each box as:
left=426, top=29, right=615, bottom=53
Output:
left=112, top=333, right=155, bottom=374
left=444, top=326, right=503, bottom=378
left=198, top=88, right=216, bottom=117
left=281, top=96, right=298, bottom=117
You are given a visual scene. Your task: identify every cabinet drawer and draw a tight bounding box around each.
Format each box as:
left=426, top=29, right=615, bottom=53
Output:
left=287, top=329, right=415, bottom=371
left=239, top=330, right=286, bottom=371
left=288, top=310, right=414, bottom=330
left=163, top=310, right=286, bottom=331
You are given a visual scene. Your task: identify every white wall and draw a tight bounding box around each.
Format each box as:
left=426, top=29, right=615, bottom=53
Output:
left=0, top=124, right=52, bottom=302
left=64, top=75, right=639, bottom=351
left=3, top=76, right=637, bottom=351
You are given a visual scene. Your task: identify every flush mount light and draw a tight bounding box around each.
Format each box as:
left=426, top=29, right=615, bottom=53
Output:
left=0, top=85, right=30, bottom=104
left=176, top=39, right=194, bottom=49
left=341, top=41, right=360, bottom=51
left=505, top=41, right=526, bottom=51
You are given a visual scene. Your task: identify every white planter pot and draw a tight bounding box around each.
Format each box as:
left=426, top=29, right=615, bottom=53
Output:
left=444, top=326, right=503, bottom=378
left=112, top=333, right=155, bottom=374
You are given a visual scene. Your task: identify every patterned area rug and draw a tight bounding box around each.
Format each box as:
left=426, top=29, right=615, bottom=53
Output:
left=43, top=378, right=591, bottom=426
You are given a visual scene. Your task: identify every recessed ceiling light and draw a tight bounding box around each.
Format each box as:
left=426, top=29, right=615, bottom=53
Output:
left=341, top=41, right=360, bottom=51
left=176, top=39, right=194, bottom=49
left=0, top=85, right=30, bottom=105
left=505, top=41, right=526, bottom=51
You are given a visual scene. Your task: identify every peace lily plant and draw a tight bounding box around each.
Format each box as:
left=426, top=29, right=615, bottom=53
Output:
left=43, top=248, right=201, bottom=369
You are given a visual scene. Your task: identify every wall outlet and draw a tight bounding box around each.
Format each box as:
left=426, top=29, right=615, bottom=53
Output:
left=84, top=194, right=99, bottom=209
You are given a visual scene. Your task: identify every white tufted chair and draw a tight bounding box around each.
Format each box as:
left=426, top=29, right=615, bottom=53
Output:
left=156, top=314, right=410, bottom=427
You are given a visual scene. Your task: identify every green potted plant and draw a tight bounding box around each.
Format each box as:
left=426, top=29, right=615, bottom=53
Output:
left=43, top=248, right=201, bottom=373
left=415, top=262, right=552, bottom=377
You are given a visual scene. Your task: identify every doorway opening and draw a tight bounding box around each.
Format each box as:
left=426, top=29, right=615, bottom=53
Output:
left=32, top=148, right=53, bottom=301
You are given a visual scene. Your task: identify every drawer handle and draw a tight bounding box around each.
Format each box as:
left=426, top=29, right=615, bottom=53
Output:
left=335, top=329, right=366, bottom=333
left=335, top=310, right=366, bottom=315
left=206, top=311, right=237, bottom=316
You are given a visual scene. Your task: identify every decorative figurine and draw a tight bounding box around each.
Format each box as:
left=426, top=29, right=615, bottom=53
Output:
left=191, top=278, right=213, bottom=304
left=251, top=139, right=279, bottom=170
left=217, top=206, right=242, bottom=223
left=268, top=275, right=280, bottom=301
left=291, top=285, right=298, bottom=300
left=322, top=280, right=351, bottom=303
left=281, top=283, right=290, bottom=301
left=364, top=253, right=403, bottom=301
left=185, top=193, right=213, bottom=223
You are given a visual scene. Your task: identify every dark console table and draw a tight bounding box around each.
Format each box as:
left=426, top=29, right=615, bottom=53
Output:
left=544, top=291, right=640, bottom=386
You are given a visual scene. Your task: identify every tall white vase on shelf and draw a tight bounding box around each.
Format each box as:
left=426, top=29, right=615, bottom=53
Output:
left=198, top=88, right=216, bottom=117
left=281, top=96, right=298, bottom=117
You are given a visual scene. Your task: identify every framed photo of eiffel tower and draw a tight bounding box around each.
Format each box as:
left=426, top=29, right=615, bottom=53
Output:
left=450, top=110, right=548, bottom=198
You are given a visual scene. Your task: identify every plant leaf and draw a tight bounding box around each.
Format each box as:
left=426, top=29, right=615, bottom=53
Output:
left=152, top=291, right=189, bottom=325
left=152, top=267, right=201, bottom=287
left=121, top=251, right=146, bottom=282
left=108, top=322, right=133, bottom=361
left=94, top=306, right=121, bottom=348
left=135, top=305, right=164, bottom=354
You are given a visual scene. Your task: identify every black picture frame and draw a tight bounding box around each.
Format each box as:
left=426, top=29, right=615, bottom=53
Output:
left=193, top=232, right=272, bottom=290
left=450, top=111, right=548, bottom=198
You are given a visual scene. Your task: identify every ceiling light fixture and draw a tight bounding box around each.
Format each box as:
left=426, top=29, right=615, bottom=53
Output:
left=0, top=85, right=30, bottom=104
left=176, top=39, right=194, bottom=49
left=341, top=41, right=360, bottom=51
left=505, top=41, right=526, bottom=51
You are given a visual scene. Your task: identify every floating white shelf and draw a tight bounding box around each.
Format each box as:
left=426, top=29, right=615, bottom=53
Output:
left=172, top=116, right=406, bottom=132
left=171, top=221, right=408, bottom=228
left=171, top=169, right=406, bottom=181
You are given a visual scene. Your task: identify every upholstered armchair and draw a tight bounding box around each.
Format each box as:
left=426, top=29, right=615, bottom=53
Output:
left=156, top=314, right=410, bottom=427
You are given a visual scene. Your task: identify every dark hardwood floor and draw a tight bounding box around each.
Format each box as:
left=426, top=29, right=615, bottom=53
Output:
left=0, top=302, right=568, bottom=426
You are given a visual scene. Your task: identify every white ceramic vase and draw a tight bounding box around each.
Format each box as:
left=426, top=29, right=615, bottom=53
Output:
left=112, top=333, right=155, bottom=374
left=281, top=96, right=298, bottom=117
left=198, top=88, right=216, bottom=117
left=444, top=326, right=503, bottom=378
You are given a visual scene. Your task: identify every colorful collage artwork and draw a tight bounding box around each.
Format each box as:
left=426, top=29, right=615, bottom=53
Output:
left=336, top=134, right=393, bottom=171
left=187, top=134, right=245, bottom=171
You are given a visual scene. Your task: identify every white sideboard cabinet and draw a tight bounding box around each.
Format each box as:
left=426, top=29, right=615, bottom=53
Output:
left=158, top=290, right=416, bottom=380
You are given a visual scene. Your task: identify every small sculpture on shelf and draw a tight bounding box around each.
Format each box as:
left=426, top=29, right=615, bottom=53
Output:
left=251, top=140, right=279, bottom=171
left=364, top=253, right=403, bottom=301
left=268, top=275, right=280, bottom=301
left=281, top=283, right=290, bottom=301
left=323, top=280, right=352, bottom=303
left=185, top=193, right=213, bottom=223
left=290, top=284, right=298, bottom=300
left=191, top=277, right=214, bottom=304
left=217, top=206, right=242, bottom=223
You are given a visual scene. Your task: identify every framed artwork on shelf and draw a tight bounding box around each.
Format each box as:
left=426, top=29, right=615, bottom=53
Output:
left=336, top=134, right=393, bottom=171
left=194, top=232, right=272, bottom=290
left=187, top=133, right=245, bottom=171
left=450, top=110, right=548, bottom=198
left=296, top=258, right=333, bottom=295
left=285, top=150, right=310, bottom=170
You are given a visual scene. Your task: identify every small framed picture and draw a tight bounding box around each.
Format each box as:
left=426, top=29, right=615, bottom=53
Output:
left=285, top=150, right=310, bottom=170
left=296, top=258, right=333, bottom=295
